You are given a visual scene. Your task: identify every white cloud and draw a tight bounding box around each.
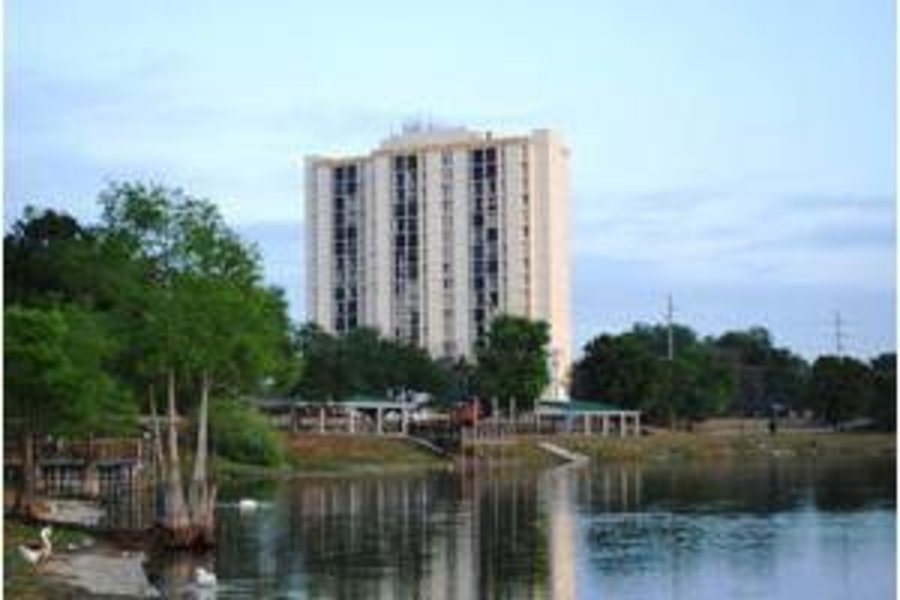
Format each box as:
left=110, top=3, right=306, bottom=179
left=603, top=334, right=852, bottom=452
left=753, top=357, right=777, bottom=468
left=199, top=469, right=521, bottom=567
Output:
left=571, top=187, right=895, bottom=291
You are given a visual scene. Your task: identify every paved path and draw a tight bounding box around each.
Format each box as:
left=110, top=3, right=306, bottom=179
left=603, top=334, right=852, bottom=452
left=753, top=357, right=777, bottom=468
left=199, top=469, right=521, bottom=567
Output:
left=537, top=442, right=589, bottom=464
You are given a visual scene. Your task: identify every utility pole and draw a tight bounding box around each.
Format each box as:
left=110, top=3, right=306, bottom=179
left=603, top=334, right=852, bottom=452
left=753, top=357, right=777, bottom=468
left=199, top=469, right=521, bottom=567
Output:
left=666, top=294, right=674, bottom=361
left=834, top=311, right=845, bottom=357
left=663, top=294, right=676, bottom=430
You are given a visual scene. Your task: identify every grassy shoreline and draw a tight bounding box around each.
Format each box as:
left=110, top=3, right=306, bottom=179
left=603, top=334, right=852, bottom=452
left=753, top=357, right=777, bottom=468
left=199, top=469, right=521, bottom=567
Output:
left=216, top=431, right=896, bottom=479
left=555, top=431, right=896, bottom=463
left=214, top=434, right=451, bottom=480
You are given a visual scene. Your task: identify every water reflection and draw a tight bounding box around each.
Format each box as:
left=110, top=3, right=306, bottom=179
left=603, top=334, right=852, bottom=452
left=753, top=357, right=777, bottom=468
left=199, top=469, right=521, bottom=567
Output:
left=545, top=465, right=578, bottom=600
left=143, top=457, right=894, bottom=599
left=575, top=460, right=895, bottom=600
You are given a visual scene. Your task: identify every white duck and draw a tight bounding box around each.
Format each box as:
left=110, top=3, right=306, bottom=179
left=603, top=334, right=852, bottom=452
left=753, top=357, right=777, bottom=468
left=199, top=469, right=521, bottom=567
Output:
left=18, top=526, right=52, bottom=565
left=238, top=498, right=259, bottom=512
left=194, top=566, right=217, bottom=587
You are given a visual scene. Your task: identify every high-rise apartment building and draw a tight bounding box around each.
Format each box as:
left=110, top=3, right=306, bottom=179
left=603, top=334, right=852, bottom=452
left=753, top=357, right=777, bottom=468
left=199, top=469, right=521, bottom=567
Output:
left=305, top=126, right=571, bottom=396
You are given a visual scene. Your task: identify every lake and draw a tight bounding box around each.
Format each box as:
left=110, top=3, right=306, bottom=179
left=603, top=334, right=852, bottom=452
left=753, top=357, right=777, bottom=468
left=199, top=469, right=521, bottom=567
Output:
left=148, top=457, right=895, bottom=599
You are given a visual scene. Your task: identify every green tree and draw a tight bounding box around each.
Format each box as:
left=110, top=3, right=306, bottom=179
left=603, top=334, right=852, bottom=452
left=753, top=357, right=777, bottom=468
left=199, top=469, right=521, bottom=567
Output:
left=807, top=356, right=872, bottom=427
left=867, top=353, right=895, bottom=430
left=343, top=327, right=392, bottom=397
left=714, top=328, right=771, bottom=415
left=570, top=333, right=661, bottom=410
left=593, top=323, right=735, bottom=426
left=293, top=324, right=448, bottom=402
left=98, top=182, right=292, bottom=547
left=434, top=357, right=475, bottom=406
left=5, top=208, right=95, bottom=306
left=764, top=348, right=810, bottom=413
left=5, top=306, right=70, bottom=516
left=630, top=322, right=698, bottom=356
left=4, top=186, right=293, bottom=539
left=474, top=315, right=550, bottom=413
left=4, top=305, right=135, bottom=515
left=294, top=323, right=348, bottom=402
left=382, top=338, right=447, bottom=400
left=714, top=327, right=809, bottom=416
left=674, top=347, right=734, bottom=423
left=211, top=398, right=286, bottom=467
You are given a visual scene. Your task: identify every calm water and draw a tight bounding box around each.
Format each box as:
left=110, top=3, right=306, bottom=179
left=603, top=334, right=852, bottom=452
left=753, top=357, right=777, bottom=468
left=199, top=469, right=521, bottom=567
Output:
left=148, top=457, right=895, bottom=599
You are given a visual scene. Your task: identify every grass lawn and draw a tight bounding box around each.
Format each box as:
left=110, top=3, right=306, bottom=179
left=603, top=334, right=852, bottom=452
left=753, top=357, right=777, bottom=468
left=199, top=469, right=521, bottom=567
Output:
left=556, top=431, right=896, bottom=463
left=212, top=433, right=451, bottom=479
left=284, top=434, right=448, bottom=472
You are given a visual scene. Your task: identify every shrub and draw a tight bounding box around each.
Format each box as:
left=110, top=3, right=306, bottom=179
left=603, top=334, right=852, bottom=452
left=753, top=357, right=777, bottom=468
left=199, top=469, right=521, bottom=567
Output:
left=210, top=399, right=285, bottom=467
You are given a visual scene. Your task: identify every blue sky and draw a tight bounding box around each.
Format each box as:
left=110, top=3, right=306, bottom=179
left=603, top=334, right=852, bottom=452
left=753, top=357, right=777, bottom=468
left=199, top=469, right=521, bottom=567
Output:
left=6, top=0, right=896, bottom=359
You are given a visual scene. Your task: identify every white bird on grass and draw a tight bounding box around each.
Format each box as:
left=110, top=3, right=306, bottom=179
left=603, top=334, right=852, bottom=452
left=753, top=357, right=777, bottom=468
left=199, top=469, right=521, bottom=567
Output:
left=194, top=566, right=217, bottom=587
left=18, top=526, right=52, bottom=565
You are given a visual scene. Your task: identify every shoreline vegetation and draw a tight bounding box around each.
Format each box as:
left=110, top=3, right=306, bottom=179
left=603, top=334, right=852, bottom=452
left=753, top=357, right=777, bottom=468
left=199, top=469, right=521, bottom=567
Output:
left=216, top=430, right=896, bottom=479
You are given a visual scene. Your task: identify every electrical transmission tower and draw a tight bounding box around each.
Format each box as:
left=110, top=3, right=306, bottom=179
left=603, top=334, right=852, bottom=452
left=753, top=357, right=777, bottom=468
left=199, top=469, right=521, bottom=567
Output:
left=666, top=294, right=674, bottom=361
left=834, top=311, right=845, bottom=357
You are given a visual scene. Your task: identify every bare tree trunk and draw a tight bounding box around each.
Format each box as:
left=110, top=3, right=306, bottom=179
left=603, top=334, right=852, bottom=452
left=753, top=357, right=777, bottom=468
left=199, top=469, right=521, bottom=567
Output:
left=160, top=368, right=192, bottom=546
left=148, top=383, right=166, bottom=482
left=83, top=435, right=100, bottom=499
left=189, top=371, right=210, bottom=501
left=16, top=431, right=37, bottom=518
left=188, top=370, right=215, bottom=546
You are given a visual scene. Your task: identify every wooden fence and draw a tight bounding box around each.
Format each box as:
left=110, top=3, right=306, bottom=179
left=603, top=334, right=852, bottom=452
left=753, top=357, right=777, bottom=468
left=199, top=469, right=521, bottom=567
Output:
left=4, top=437, right=147, bottom=498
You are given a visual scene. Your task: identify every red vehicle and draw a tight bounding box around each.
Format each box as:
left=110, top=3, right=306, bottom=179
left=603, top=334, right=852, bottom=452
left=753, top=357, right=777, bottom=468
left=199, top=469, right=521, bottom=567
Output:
left=451, top=398, right=484, bottom=427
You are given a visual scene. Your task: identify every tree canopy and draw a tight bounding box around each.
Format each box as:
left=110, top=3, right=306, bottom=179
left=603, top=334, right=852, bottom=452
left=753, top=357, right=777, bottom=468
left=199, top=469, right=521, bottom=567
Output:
left=4, top=183, right=297, bottom=544
left=5, top=305, right=135, bottom=437
left=807, top=356, right=873, bottom=427
left=570, top=333, right=661, bottom=410
left=571, top=322, right=892, bottom=429
left=292, top=324, right=447, bottom=402
left=868, top=353, right=896, bottom=431
left=473, top=315, right=551, bottom=412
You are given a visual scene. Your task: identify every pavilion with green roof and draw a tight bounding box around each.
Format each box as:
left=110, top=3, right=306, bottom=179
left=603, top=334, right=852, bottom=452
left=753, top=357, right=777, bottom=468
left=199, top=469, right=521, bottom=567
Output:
left=535, top=398, right=641, bottom=436
left=256, top=395, right=418, bottom=435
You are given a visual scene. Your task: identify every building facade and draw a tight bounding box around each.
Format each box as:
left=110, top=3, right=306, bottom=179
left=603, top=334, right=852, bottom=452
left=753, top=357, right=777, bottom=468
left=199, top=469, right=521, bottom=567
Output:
left=305, top=126, right=571, bottom=396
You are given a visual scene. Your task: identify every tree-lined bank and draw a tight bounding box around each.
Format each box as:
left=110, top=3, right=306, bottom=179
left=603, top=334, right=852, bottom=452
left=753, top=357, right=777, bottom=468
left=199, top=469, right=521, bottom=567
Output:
left=6, top=183, right=296, bottom=548
left=5, top=182, right=895, bottom=548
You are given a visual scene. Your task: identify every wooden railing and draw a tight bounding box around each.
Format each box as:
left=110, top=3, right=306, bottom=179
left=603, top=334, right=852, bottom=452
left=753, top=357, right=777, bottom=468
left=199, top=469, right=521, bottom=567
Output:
left=4, top=438, right=144, bottom=465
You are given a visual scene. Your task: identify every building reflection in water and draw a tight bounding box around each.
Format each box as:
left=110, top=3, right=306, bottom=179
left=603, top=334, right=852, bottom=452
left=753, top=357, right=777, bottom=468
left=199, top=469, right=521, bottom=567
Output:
left=545, top=464, right=577, bottom=600
left=143, top=464, right=651, bottom=598
left=141, top=458, right=894, bottom=599
left=198, top=468, right=559, bottom=599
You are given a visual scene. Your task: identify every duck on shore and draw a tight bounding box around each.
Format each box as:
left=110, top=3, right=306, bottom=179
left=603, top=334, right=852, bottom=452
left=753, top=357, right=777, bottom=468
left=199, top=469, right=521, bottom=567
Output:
left=19, top=526, right=52, bottom=565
